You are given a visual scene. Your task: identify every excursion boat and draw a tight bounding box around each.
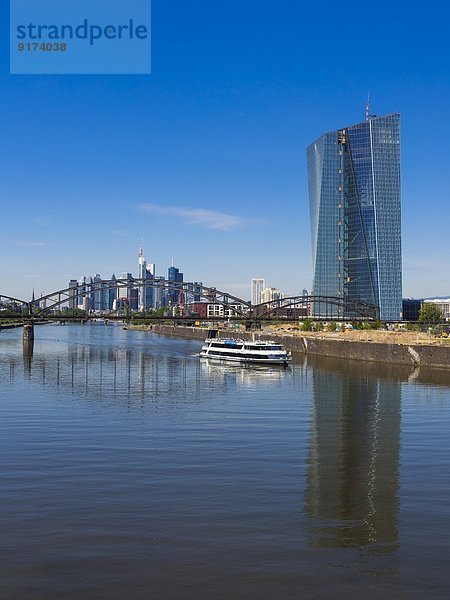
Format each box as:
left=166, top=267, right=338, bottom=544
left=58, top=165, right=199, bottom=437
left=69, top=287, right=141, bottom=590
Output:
left=200, top=331, right=292, bottom=366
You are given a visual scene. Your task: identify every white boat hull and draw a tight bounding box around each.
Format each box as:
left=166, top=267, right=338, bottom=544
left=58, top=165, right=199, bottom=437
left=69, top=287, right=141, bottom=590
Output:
left=200, top=352, right=291, bottom=366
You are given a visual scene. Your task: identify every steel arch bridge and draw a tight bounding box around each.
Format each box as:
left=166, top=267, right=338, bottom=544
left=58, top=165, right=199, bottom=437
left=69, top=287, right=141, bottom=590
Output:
left=0, top=280, right=380, bottom=321
left=38, top=278, right=252, bottom=317
left=0, top=294, right=30, bottom=313
left=252, top=295, right=380, bottom=320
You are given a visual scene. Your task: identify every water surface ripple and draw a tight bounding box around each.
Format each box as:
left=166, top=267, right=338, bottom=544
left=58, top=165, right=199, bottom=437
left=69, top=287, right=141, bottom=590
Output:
left=0, top=324, right=449, bottom=599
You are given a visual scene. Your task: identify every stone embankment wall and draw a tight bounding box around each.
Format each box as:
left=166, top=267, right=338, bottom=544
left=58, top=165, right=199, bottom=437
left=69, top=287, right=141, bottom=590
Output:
left=150, top=325, right=450, bottom=370
left=0, top=323, right=23, bottom=330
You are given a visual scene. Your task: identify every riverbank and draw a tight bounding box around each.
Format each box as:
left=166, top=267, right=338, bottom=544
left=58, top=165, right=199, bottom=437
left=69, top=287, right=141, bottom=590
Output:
left=148, top=324, right=450, bottom=370
left=122, top=324, right=152, bottom=331
left=0, top=320, right=51, bottom=332
left=0, top=322, right=23, bottom=330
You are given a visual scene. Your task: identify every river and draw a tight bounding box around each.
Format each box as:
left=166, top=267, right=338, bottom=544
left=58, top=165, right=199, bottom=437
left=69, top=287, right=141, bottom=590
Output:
left=0, top=324, right=449, bottom=599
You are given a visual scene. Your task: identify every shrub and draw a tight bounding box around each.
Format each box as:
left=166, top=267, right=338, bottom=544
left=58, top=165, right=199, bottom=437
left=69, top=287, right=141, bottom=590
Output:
left=302, top=318, right=313, bottom=331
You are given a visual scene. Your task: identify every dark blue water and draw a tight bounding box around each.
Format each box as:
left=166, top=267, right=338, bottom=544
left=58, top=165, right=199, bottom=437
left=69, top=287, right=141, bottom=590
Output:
left=1, top=324, right=449, bottom=599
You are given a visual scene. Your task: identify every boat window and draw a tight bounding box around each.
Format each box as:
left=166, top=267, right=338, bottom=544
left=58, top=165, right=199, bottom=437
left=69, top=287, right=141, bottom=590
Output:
left=208, top=342, right=243, bottom=349
left=206, top=350, right=271, bottom=359
left=244, top=345, right=283, bottom=351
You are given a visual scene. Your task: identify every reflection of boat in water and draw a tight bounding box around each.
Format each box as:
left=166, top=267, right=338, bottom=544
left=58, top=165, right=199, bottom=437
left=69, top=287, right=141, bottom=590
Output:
left=200, top=330, right=291, bottom=366
left=201, top=359, right=290, bottom=385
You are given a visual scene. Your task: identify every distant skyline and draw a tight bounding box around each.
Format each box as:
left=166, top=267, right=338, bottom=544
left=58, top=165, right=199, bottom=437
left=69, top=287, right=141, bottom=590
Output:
left=1, top=0, right=450, bottom=300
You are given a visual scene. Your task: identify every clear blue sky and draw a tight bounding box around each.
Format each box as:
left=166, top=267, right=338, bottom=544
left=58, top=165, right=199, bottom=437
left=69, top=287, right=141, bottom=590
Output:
left=1, top=0, right=449, bottom=301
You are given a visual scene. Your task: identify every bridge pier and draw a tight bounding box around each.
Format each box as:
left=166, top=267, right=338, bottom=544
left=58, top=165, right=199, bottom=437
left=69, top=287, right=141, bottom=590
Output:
left=23, top=322, right=34, bottom=342
left=22, top=323, right=34, bottom=371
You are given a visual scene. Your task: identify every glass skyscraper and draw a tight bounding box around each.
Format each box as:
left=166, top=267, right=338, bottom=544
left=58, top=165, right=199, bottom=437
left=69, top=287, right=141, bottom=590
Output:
left=168, top=265, right=183, bottom=305
left=307, top=113, right=402, bottom=321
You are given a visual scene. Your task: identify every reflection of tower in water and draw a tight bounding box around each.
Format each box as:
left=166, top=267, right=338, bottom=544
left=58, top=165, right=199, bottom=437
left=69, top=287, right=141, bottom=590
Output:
left=305, top=367, right=401, bottom=553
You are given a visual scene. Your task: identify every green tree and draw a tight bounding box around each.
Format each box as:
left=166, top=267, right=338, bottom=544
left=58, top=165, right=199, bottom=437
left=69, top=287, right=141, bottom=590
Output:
left=52, top=308, right=87, bottom=318
left=419, top=303, right=444, bottom=323
left=302, top=318, right=313, bottom=331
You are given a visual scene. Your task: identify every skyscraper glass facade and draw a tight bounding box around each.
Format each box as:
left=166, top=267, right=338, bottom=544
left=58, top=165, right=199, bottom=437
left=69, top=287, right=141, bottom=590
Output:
left=307, top=113, right=402, bottom=321
left=168, top=266, right=183, bottom=304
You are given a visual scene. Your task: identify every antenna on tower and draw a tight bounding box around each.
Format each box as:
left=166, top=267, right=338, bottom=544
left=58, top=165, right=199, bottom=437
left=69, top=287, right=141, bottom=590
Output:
left=365, top=92, right=371, bottom=121
left=139, top=238, right=143, bottom=258
left=171, top=257, right=174, bottom=267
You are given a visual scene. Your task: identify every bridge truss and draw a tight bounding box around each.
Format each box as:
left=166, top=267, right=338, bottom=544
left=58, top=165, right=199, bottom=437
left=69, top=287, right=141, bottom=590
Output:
left=17, top=279, right=252, bottom=319
left=0, top=294, right=30, bottom=313
left=0, top=280, right=380, bottom=322
left=253, top=295, right=380, bottom=320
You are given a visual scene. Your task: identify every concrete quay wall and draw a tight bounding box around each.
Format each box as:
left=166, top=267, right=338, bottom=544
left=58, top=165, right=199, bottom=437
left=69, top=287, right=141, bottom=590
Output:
left=151, top=325, right=450, bottom=370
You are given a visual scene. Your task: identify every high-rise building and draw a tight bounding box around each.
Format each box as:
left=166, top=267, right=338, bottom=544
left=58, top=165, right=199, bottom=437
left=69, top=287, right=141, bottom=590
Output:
left=117, top=272, right=130, bottom=300
left=117, top=272, right=135, bottom=310
left=261, top=287, right=282, bottom=303
left=91, top=274, right=102, bottom=312
left=193, top=282, right=203, bottom=303
left=138, top=245, right=155, bottom=311
left=108, top=274, right=117, bottom=311
left=168, top=264, right=183, bottom=305
left=77, top=276, right=90, bottom=310
left=307, top=111, right=402, bottom=321
left=138, top=245, right=147, bottom=311
left=184, top=281, right=203, bottom=305
left=68, top=279, right=78, bottom=309
left=251, top=278, right=265, bottom=305
left=153, top=277, right=167, bottom=308
left=100, top=279, right=111, bottom=312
